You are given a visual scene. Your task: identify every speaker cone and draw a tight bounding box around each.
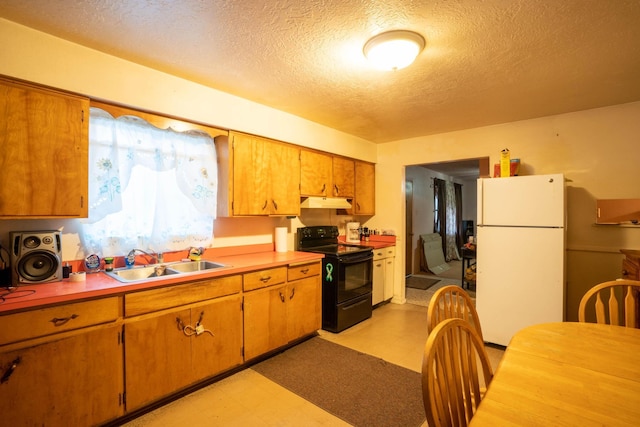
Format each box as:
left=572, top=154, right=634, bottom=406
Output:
left=17, top=251, right=59, bottom=281
left=23, top=236, right=41, bottom=249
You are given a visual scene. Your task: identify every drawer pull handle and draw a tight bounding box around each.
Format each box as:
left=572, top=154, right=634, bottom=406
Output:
left=1, top=357, right=21, bottom=384
left=279, top=292, right=285, bottom=303
left=50, top=314, right=79, bottom=327
left=260, top=276, right=272, bottom=283
left=290, top=288, right=296, bottom=300
left=300, top=268, right=309, bottom=274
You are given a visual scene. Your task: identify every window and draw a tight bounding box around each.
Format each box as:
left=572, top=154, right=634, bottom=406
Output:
left=81, top=105, right=225, bottom=257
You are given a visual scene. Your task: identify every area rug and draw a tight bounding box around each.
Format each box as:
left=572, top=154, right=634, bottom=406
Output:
left=252, top=337, right=425, bottom=427
left=406, top=275, right=440, bottom=290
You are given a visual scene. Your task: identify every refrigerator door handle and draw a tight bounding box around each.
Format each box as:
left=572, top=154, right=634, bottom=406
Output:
left=477, top=178, right=484, bottom=226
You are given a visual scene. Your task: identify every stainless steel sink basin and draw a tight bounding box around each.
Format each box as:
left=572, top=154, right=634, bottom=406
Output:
left=168, top=260, right=226, bottom=273
left=105, top=260, right=228, bottom=283
left=106, top=265, right=180, bottom=282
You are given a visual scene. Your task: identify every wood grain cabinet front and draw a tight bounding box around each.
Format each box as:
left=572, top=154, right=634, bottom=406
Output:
left=0, top=297, right=121, bottom=346
left=243, top=262, right=321, bottom=361
left=350, top=161, right=375, bottom=215
left=0, top=77, right=89, bottom=218
left=230, top=132, right=300, bottom=216
left=332, top=156, right=355, bottom=198
left=124, top=294, right=243, bottom=411
left=0, top=322, right=123, bottom=426
left=300, top=149, right=333, bottom=196
left=123, top=276, right=243, bottom=411
left=286, top=262, right=321, bottom=341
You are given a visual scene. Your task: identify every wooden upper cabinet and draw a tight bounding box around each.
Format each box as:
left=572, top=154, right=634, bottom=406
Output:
left=0, top=77, right=89, bottom=218
left=351, top=161, right=375, bottom=215
left=332, top=156, right=355, bottom=198
left=268, top=140, right=300, bottom=215
left=230, top=132, right=300, bottom=216
left=300, top=149, right=332, bottom=196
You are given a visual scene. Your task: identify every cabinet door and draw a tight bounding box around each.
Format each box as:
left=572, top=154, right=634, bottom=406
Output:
left=300, top=150, right=332, bottom=196
left=372, top=259, right=385, bottom=306
left=0, top=78, right=89, bottom=218
left=268, top=140, right=300, bottom=215
left=232, top=133, right=270, bottom=215
left=352, top=161, right=375, bottom=215
left=286, top=276, right=321, bottom=341
left=124, top=308, right=192, bottom=410
left=332, top=156, right=355, bottom=198
left=243, top=284, right=288, bottom=360
left=0, top=325, right=123, bottom=426
left=191, top=295, right=243, bottom=380
left=383, top=257, right=395, bottom=301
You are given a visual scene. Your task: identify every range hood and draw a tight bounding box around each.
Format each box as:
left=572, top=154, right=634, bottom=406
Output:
left=300, top=196, right=352, bottom=209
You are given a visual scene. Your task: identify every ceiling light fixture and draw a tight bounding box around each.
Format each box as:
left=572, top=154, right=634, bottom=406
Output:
left=363, top=30, right=425, bottom=71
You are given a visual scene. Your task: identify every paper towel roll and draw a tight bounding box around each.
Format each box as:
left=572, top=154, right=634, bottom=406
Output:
left=275, top=227, right=288, bottom=252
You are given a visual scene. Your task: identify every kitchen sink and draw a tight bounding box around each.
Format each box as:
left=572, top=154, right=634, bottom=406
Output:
left=168, top=260, right=226, bottom=273
left=104, top=260, right=228, bottom=283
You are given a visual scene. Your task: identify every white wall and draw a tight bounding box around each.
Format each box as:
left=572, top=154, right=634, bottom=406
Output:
left=374, top=102, right=640, bottom=319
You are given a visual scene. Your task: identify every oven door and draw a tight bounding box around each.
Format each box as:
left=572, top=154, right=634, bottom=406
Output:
left=335, top=250, right=373, bottom=304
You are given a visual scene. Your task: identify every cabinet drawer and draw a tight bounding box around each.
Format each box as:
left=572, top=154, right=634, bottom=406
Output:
left=373, top=246, right=395, bottom=260
left=0, top=297, right=121, bottom=345
left=288, top=262, right=321, bottom=282
left=125, top=275, right=242, bottom=317
left=243, top=267, right=287, bottom=291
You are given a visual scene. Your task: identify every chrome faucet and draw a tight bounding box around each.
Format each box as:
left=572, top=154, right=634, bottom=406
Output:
left=126, top=249, right=163, bottom=266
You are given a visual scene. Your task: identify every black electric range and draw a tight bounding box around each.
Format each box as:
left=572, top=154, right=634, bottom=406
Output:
left=297, top=226, right=372, bottom=256
left=297, top=226, right=373, bottom=332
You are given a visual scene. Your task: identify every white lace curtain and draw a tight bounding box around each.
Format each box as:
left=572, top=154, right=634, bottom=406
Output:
left=81, top=108, right=217, bottom=256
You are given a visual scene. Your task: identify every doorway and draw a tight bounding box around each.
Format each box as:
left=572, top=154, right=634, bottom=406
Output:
left=404, top=157, right=488, bottom=279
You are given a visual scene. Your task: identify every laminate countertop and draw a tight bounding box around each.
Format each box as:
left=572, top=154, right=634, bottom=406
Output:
left=0, top=248, right=324, bottom=314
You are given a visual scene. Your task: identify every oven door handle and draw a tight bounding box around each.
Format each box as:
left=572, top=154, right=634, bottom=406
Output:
left=337, top=252, right=373, bottom=264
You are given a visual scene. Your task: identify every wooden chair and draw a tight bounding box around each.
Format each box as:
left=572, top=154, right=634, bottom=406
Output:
left=427, top=285, right=483, bottom=339
left=578, top=279, right=640, bottom=327
left=421, top=318, right=494, bottom=427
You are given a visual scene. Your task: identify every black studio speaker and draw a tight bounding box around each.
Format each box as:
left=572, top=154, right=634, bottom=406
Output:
left=10, top=230, right=63, bottom=285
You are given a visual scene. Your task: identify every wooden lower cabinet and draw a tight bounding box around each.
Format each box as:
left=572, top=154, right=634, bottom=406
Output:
left=124, top=294, right=243, bottom=411
left=124, top=307, right=192, bottom=410
left=286, top=276, right=322, bottom=340
left=244, top=262, right=321, bottom=361
left=0, top=325, right=124, bottom=426
left=243, top=284, right=289, bottom=360
left=191, top=295, right=243, bottom=381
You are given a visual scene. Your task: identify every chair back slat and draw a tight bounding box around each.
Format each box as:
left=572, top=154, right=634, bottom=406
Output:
left=624, top=285, right=637, bottom=327
left=608, top=289, right=620, bottom=325
left=579, top=280, right=640, bottom=328
left=427, top=285, right=482, bottom=339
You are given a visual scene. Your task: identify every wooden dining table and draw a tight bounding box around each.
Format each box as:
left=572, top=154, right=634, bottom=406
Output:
left=470, top=322, right=640, bottom=426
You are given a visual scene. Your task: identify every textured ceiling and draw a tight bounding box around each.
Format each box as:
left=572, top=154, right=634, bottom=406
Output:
left=1, top=0, right=640, bottom=143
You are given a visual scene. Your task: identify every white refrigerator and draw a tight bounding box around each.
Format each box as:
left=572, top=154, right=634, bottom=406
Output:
left=476, top=173, right=566, bottom=346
